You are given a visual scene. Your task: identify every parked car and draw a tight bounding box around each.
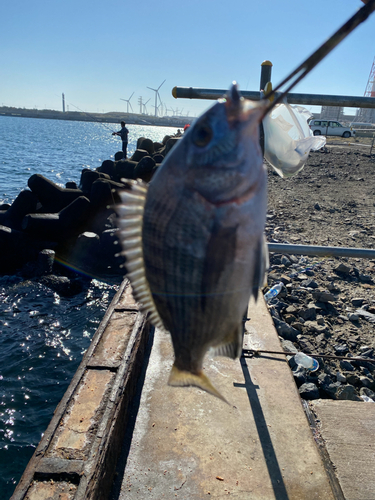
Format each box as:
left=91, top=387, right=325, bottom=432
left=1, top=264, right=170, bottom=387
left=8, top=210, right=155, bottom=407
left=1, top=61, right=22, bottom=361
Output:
left=309, top=119, right=356, bottom=138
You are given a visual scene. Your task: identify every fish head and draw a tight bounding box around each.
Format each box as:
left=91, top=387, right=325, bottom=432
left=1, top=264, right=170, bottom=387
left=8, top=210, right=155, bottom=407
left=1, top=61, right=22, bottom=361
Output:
left=178, top=82, right=268, bottom=205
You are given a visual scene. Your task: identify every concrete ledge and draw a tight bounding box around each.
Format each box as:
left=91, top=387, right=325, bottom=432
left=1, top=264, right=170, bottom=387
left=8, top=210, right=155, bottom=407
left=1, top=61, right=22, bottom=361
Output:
left=111, top=297, right=335, bottom=499
left=311, top=400, right=375, bottom=500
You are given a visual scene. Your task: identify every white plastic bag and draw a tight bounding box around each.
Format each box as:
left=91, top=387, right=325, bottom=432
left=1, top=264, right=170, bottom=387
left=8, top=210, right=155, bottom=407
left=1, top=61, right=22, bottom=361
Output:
left=263, top=102, right=326, bottom=178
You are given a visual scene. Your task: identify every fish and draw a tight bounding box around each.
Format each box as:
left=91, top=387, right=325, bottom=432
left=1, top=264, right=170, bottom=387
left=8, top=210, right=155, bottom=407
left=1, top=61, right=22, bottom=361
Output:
left=117, top=83, right=268, bottom=402
left=116, top=2, right=375, bottom=401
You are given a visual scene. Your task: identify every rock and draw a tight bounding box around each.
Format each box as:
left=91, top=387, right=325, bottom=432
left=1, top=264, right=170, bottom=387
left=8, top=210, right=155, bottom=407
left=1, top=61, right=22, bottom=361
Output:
left=334, top=263, right=351, bottom=274
left=280, top=274, right=292, bottom=285
left=283, top=313, right=296, bottom=324
left=360, top=387, right=375, bottom=399
left=273, top=318, right=299, bottom=341
left=359, top=273, right=372, bottom=283
left=314, top=203, right=321, bottom=211
left=39, top=275, right=83, bottom=297
left=28, top=174, right=83, bottom=212
left=312, top=290, right=336, bottom=303
left=334, top=344, right=349, bottom=355
left=299, top=382, right=320, bottom=400
left=336, top=372, right=347, bottom=383
left=281, top=339, right=298, bottom=354
left=301, top=279, right=319, bottom=289
left=355, top=309, right=375, bottom=322
left=336, top=385, right=362, bottom=401
left=280, top=255, right=292, bottom=267
left=286, top=305, right=298, bottom=314
left=97, top=159, right=115, bottom=177
left=351, top=297, right=364, bottom=307
left=348, top=312, right=359, bottom=322
left=345, top=373, right=361, bottom=386
left=360, top=376, right=375, bottom=389
left=340, top=359, right=355, bottom=371
left=298, top=306, right=317, bottom=321
left=291, top=322, right=304, bottom=332
left=138, top=138, right=154, bottom=155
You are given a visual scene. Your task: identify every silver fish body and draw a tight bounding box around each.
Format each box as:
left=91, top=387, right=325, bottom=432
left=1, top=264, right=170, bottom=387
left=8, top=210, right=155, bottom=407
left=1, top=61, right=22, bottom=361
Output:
left=118, top=83, right=268, bottom=401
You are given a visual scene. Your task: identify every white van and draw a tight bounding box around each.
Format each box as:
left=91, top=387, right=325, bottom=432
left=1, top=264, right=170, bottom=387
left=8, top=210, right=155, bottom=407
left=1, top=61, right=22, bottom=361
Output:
left=309, top=120, right=356, bottom=138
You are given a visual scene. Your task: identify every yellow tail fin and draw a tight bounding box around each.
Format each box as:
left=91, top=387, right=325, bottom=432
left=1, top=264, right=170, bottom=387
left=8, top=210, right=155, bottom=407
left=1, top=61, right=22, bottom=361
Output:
left=168, top=364, right=228, bottom=404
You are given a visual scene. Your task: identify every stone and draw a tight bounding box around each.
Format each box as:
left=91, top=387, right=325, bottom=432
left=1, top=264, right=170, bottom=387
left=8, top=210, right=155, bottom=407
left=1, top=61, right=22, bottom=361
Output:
left=351, top=297, right=365, bottom=307
left=336, top=385, right=362, bottom=401
left=336, top=372, right=347, bottom=383
left=312, top=290, right=336, bottom=303
left=280, top=274, right=292, bottom=285
left=298, top=307, right=317, bottom=321
left=348, top=313, right=359, bottom=322
left=334, top=263, right=351, bottom=274
left=334, top=344, right=349, bottom=355
left=359, top=273, right=372, bottom=284
left=299, top=382, right=320, bottom=400
left=360, top=387, right=375, bottom=399
left=340, top=359, right=355, bottom=371
left=345, top=373, right=361, bottom=386
left=281, top=339, right=298, bottom=354
left=301, top=279, right=319, bottom=289
left=273, top=318, right=299, bottom=341
left=283, top=313, right=296, bottom=324
left=360, top=376, right=375, bottom=389
left=291, top=322, right=304, bottom=332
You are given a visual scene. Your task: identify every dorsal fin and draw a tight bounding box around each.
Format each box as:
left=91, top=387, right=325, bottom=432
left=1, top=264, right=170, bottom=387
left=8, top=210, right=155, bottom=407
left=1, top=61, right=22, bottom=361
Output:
left=117, top=179, right=165, bottom=330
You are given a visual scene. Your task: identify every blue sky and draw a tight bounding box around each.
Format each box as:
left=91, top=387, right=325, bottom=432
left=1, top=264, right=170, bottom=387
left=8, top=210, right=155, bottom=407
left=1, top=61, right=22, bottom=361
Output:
left=1, top=0, right=373, bottom=118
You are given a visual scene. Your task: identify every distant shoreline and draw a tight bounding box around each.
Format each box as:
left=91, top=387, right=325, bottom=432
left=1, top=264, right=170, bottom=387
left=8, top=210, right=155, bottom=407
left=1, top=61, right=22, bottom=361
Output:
left=0, top=107, right=193, bottom=128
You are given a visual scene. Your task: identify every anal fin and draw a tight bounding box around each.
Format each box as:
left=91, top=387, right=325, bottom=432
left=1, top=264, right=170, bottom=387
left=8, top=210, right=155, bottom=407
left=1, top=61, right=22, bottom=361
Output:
left=210, top=324, right=243, bottom=359
left=168, top=365, right=228, bottom=404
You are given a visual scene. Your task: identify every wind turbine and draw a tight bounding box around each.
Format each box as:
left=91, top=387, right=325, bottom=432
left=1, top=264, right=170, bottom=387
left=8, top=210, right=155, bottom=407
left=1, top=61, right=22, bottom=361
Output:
left=142, top=98, right=150, bottom=115
left=147, top=80, right=165, bottom=117
left=120, top=92, right=134, bottom=113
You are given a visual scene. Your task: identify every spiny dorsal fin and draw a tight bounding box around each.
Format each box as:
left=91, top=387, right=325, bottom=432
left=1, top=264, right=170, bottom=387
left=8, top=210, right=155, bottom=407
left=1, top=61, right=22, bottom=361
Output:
left=117, top=179, right=165, bottom=330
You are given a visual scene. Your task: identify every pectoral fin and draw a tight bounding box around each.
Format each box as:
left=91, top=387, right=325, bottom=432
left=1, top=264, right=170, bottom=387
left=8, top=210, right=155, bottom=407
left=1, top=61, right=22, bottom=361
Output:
left=168, top=364, right=228, bottom=404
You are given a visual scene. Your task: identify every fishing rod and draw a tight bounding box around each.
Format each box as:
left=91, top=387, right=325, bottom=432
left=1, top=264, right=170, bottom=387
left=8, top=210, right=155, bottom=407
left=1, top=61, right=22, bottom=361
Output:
left=65, top=100, right=117, bottom=133
left=262, top=0, right=375, bottom=117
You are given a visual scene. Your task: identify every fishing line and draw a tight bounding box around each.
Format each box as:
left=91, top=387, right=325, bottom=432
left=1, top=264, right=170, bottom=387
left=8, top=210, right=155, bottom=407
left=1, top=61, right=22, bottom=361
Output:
left=262, top=0, right=375, bottom=117
left=65, top=101, right=116, bottom=133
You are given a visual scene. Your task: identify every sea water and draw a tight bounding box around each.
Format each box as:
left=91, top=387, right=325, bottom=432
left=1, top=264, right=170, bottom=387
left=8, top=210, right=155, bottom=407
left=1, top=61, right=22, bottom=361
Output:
left=0, top=115, right=179, bottom=499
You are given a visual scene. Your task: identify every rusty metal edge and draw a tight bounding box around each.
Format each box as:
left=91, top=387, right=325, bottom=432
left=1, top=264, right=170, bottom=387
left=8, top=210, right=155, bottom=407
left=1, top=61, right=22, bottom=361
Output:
left=10, top=279, right=132, bottom=499
left=76, top=314, right=151, bottom=500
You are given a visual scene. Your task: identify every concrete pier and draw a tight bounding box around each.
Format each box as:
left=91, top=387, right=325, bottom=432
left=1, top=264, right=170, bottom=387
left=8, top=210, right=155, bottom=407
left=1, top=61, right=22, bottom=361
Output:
left=110, top=298, right=335, bottom=500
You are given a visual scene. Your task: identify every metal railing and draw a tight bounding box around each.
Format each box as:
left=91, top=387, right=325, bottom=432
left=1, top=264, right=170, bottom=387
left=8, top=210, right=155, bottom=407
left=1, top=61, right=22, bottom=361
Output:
left=172, top=86, right=375, bottom=109
left=173, top=61, right=375, bottom=259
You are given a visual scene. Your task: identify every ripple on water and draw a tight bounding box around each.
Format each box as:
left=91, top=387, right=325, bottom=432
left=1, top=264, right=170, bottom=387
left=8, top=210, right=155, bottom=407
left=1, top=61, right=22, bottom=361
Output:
left=0, top=274, right=118, bottom=498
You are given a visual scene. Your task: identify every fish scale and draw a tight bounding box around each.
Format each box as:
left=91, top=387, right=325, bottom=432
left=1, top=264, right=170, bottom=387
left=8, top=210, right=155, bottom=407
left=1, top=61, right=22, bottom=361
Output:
left=118, top=84, right=268, bottom=401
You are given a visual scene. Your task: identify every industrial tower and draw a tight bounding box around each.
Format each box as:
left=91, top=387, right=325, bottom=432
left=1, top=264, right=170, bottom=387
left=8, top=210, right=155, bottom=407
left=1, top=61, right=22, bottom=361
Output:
left=355, top=56, right=375, bottom=123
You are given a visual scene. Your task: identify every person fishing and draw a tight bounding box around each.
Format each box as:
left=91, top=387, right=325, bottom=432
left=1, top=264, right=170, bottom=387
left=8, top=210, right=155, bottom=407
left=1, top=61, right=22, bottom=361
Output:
left=112, top=121, right=129, bottom=160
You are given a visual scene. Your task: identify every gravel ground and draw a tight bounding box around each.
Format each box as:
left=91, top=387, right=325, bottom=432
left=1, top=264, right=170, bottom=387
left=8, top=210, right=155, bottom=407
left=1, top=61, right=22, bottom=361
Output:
left=263, top=137, right=375, bottom=401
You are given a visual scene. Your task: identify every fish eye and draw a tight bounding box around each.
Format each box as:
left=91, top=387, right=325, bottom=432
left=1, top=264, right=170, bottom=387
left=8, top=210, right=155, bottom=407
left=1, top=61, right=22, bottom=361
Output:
left=192, top=122, right=213, bottom=147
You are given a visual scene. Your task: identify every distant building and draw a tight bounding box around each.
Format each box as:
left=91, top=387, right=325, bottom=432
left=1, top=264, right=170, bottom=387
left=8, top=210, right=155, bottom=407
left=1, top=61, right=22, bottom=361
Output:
left=320, top=106, right=344, bottom=121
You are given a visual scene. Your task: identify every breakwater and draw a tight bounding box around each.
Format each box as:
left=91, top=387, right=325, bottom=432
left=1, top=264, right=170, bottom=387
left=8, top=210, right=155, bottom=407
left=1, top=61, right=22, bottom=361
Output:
left=0, top=133, right=180, bottom=279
